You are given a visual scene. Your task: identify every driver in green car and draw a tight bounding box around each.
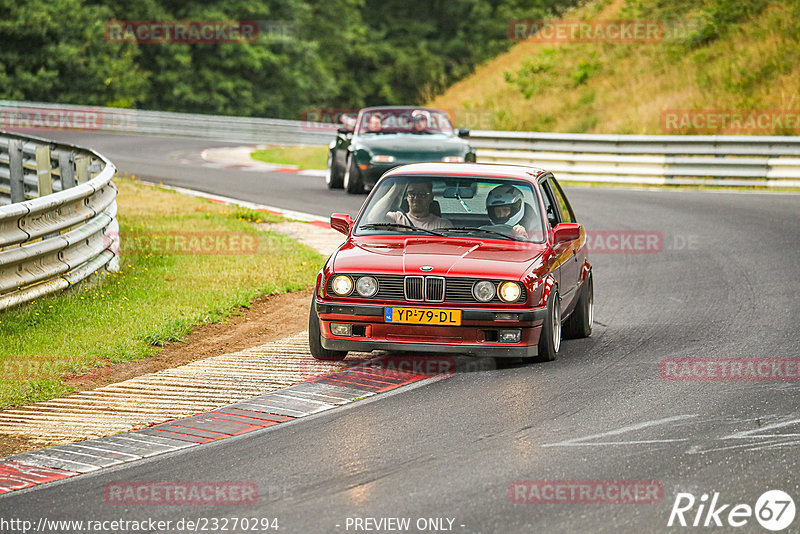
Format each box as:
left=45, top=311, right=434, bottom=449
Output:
left=366, top=114, right=383, bottom=132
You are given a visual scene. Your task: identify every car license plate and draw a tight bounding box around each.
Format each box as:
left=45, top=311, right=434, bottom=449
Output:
left=384, top=307, right=461, bottom=325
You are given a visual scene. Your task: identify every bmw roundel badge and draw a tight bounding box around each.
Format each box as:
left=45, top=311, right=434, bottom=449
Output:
left=420, top=266, right=433, bottom=271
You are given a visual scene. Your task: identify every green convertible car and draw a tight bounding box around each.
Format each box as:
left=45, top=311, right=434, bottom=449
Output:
left=326, top=106, right=476, bottom=194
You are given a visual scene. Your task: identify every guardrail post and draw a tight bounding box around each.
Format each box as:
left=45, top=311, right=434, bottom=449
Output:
left=58, top=151, right=76, bottom=189
left=8, top=139, right=25, bottom=203
left=36, top=145, right=53, bottom=197
left=76, top=155, right=89, bottom=184
left=88, top=160, right=103, bottom=179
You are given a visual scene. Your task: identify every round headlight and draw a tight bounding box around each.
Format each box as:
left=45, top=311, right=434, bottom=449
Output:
left=356, top=276, right=378, bottom=297
left=498, top=281, right=522, bottom=302
left=472, top=280, right=495, bottom=302
left=330, top=275, right=353, bottom=296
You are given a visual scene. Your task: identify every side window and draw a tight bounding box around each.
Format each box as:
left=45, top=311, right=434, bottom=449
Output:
left=538, top=181, right=559, bottom=228
left=549, top=178, right=576, bottom=223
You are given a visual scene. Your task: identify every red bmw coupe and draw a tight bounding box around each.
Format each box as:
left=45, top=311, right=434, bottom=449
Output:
left=309, top=163, right=592, bottom=363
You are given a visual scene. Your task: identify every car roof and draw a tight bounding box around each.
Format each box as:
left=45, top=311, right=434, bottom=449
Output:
left=359, top=106, right=445, bottom=113
left=383, top=162, right=549, bottom=182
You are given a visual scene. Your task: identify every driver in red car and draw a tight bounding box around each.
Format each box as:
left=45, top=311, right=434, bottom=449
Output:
left=387, top=180, right=452, bottom=230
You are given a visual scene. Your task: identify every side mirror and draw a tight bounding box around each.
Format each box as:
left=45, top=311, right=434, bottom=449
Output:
left=458, top=128, right=470, bottom=138
left=553, top=223, right=580, bottom=244
left=330, top=213, right=353, bottom=235
left=337, top=126, right=354, bottom=134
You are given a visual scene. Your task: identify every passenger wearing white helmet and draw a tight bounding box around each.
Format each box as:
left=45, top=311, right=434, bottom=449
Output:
left=486, top=184, right=531, bottom=240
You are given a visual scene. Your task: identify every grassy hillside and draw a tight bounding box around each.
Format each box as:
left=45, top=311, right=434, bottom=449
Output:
left=428, top=0, right=800, bottom=135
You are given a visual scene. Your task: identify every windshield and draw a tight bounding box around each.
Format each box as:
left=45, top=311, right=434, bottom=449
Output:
left=357, top=109, right=454, bottom=135
left=355, top=175, right=546, bottom=243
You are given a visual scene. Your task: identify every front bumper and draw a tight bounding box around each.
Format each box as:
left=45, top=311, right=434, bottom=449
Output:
left=360, top=157, right=470, bottom=186
left=315, top=299, right=547, bottom=358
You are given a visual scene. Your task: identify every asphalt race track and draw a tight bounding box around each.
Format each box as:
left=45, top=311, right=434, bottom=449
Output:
left=2, top=131, right=799, bottom=533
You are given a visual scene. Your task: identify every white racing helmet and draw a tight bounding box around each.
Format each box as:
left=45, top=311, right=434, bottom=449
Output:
left=486, top=185, right=524, bottom=226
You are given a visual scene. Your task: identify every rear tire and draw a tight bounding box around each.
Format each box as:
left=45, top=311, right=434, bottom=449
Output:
left=343, top=156, right=364, bottom=194
left=532, top=289, right=561, bottom=363
left=326, top=151, right=343, bottom=189
left=309, top=300, right=347, bottom=361
left=564, top=272, right=593, bottom=339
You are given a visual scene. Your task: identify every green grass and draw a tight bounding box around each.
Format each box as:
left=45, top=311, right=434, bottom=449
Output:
left=429, top=0, right=800, bottom=135
left=0, top=177, right=325, bottom=409
left=251, top=146, right=328, bottom=170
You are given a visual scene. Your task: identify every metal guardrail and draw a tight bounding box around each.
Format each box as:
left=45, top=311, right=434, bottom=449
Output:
left=0, top=131, right=119, bottom=311
left=469, top=131, right=800, bottom=187
left=2, top=100, right=799, bottom=187
left=0, top=100, right=334, bottom=146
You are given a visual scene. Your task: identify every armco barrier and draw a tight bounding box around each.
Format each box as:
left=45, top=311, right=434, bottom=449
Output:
left=468, top=130, right=800, bottom=187
left=0, top=131, right=119, bottom=311
left=0, top=100, right=334, bottom=147
left=2, top=100, right=799, bottom=187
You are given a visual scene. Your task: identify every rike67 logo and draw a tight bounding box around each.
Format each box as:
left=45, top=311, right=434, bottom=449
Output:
left=668, top=490, right=795, bottom=531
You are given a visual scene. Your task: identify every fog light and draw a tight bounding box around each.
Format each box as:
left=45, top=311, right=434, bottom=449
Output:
left=499, top=329, right=521, bottom=343
left=331, top=323, right=352, bottom=336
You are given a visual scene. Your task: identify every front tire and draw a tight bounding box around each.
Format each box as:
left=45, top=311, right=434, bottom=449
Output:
left=564, top=272, right=593, bottom=339
left=309, top=299, right=347, bottom=361
left=343, top=156, right=364, bottom=194
left=326, top=151, right=343, bottom=189
left=533, top=289, right=561, bottom=363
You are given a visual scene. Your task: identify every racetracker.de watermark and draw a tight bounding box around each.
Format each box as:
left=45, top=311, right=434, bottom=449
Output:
left=660, top=358, right=800, bottom=381
left=107, top=231, right=259, bottom=255
left=0, top=107, right=102, bottom=130
left=300, top=356, right=457, bottom=381
left=105, top=20, right=259, bottom=44
left=509, top=20, right=663, bottom=42
left=584, top=231, right=699, bottom=254
left=299, top=107, right=500, bottom=132
left=509, top=480, right=663, bottom=504
left=104, top=481, right=258, bottom=505
left=0, top=356, right=110, bottom=381
left=585, top=230, right=662, bottom=254
left=300, top=108, right=356, bottom=132
left=661, top=109, right=800, bottom=134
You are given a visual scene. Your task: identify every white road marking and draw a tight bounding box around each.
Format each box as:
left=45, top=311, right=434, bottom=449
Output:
left=722, top=417, right=800, bottom=439
left=541, top=414, right=698, bottom=447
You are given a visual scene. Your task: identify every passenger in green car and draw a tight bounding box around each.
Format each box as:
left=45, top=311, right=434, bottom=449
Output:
left=412, top=114, right=428, bottom=132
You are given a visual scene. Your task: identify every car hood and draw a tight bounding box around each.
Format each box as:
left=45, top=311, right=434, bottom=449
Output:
left=333, top=237, right=545, bottom=280
left=356, top=133, right=469, bottom=156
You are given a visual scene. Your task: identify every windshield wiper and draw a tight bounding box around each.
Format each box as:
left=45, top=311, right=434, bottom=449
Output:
left=359, top=223, right=445, bottom=237
left=446, top=227, right=524, bottom=241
